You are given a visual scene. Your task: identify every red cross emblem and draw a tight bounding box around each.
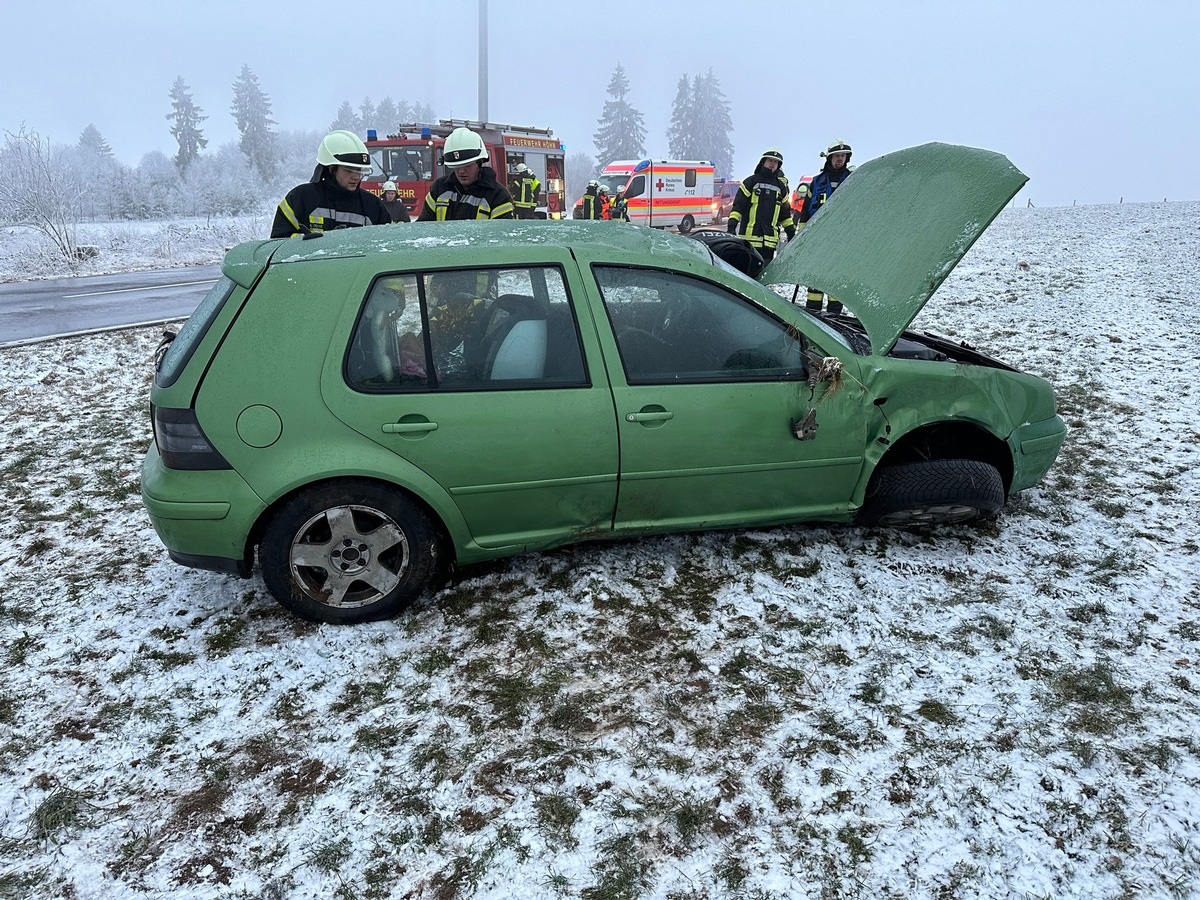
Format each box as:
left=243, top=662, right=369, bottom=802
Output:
left=656, top=178, right=665, bottom=191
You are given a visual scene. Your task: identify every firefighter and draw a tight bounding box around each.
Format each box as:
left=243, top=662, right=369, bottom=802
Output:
left=610, top=185, right=630, bottom=222
left=417, top=127, right=515, bottom=221
left=271, top=130, right=391, bottom=238
left=726, top=147, right=795, bottom=265
left=509, top=163, right=541, bottom=219
left=580, top=180, right=604, bottom=219
left=380, top=181, right=411, bottom=222
left=797, top=139, right=854, bottom=314
left=598, top=185, right=612, bottom=219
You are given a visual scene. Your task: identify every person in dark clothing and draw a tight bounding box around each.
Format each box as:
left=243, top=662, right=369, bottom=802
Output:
left=726, top=147, right=796, bottom=265
left=610, top=185, right=629, bottom=222
left=271, top=130, right=391, bottom=238
left=380, top=181, right=411, bottom=222
left=798, top=139, right=854, bottom=314
left=417, top=127, right=515, bottom=221
left=508, top=163, right=541, bottom=218
left=579, top=180, right=604, bottom=220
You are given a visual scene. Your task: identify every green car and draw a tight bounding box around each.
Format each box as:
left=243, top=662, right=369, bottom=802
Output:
left=141, top=143, right=1066, bottom=624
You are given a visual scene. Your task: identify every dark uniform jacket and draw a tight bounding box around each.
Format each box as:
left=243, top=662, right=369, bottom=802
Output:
left=796, top=163, right=851, bottom=224
left=382, top=197, right=411, bottom=222
left=580, top=187, right=604, bottom=220
left=509, top=173, right=541, bottom=210
left=417, top=166, right=515, bottom=220
left=727, top=162, right=795, bottom=251
left=271, top=169, right=391, bottom=237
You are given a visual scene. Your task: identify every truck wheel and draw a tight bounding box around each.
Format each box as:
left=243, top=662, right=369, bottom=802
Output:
left=858, top=459, right=1005, bottom=526
left=261, top=480, right=439, bottom=624
left=678, top=215, right=696, bottom=234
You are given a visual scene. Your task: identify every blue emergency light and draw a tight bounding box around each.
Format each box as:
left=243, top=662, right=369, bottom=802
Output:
left=366, top=129, right=377, bottom=141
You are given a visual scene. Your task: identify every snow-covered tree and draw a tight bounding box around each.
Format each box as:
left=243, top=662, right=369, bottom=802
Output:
left=666, top=69, right=735, bottom=178
left=358, top=97, right=376, bottom=135
left=692, top=69, right=735, bottom=179
left=69, top=124, right=126, bottom=220
left=0, top=127, right=85, bottom=264
left=593, top=63, right=645, bottom=167
left=167, top=77, right=208, bottom=174
left=376, top=97, right=399, bottom=135
left=329, top=101, right=360, bottom=134
left=77, top=124, right=114, bottom=162
left=231, top=65, right=277, bottom=179
left=167, top=77, right=208, bottom=173
left=666, top=75, right=696, bottom=159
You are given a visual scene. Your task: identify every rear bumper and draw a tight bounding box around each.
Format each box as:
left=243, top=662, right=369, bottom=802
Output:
left=1009, top=415, right=1068, bottom=492
left=140, top=443, right=266, bottom=577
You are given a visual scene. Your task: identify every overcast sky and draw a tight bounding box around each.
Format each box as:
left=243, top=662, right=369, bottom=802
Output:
left=4, top=0, right=1197, bottom=206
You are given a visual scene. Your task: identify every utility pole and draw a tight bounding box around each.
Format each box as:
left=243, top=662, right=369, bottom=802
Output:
left=478, top=0, right=489, bottom=123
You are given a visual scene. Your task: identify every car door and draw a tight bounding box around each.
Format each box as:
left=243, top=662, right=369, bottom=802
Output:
left=590, top=264, right=869, bottom=531
left=324, top=262, right=620, bottom=550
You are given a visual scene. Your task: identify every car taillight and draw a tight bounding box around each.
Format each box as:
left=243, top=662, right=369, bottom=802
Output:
left=153, top=406, right=231, bottom=470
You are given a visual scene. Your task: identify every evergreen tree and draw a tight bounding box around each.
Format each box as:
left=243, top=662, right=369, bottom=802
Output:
left=692, top=69, right=735, bottom=179
left=412, top=102, right=436, bottom=123
left=167, top=77, right=208, bottom=173
left=358, top=97, right=376, bottom=134
left=666, top=75, right=696, bottom=159
left=77, top=124, right=114, bottom=161
left=329, top=101, right=360, bottom=133
left=592, top=64, right=646, bottom=167
left=376, top=97, right=399, bottom=135
left=231, top=64, right=278, bottom=178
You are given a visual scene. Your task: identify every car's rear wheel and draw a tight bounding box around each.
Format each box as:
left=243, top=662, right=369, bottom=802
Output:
left=261, top=481, right=439, bottom=624
left=858, top=459, right=1005, bottom=526
left=678, top=214, right=695, bottom=234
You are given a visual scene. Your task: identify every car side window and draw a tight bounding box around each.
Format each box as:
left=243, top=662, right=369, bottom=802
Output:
left=595, top=266, right=807, bottom=385
left=346, top=266, right=588, bottom=392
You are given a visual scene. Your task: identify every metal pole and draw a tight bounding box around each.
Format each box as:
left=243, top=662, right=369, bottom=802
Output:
left=478, top=0, right=489, bottom=123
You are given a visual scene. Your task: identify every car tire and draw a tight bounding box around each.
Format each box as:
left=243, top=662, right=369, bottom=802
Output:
left=261, top=481, right=439, bottom=624
left=678, top=215, right=695, bottom=234
left=858, top=459, right=1005, bottom=527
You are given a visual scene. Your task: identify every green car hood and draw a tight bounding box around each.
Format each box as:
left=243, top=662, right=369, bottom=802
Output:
left=761, top=142, right=1028, bottom=356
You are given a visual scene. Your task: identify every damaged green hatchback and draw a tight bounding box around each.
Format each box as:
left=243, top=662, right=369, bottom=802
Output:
left=141, top=143, right=1066, bottom=624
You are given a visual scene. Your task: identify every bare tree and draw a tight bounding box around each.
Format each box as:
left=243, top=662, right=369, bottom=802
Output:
left=0, top=127, right=85, bottom=265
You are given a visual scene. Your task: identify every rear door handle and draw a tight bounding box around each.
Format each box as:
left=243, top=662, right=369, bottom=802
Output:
left=382, top=421, right=438, bottom=434
left=625, top=411, right=673, bottom=423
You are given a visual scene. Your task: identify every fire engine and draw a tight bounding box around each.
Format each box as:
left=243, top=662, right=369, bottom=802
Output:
left=363, top=118, right=566, bottom=219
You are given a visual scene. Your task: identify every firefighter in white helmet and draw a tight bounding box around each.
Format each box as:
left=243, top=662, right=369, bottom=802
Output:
left=508, top=162, right=541, bottom=219
left=727, top=147, right=796, bottom=265
left=798, top=139, right=854, bottom=315
left=380, top=180, right=411, bottom=222
left=271, top=130, right=391, bottom=238
left=417, top=127, right=515, bottom=220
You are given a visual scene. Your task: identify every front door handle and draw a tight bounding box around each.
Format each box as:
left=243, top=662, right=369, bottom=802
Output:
left=625, top=410, right=673, bottom=423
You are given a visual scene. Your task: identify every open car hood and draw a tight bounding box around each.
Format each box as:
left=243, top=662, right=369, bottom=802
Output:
left=760, top=143, right=1028, bottom=356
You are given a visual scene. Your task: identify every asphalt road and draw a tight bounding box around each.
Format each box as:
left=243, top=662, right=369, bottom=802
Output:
left=0, top=265, right=222, bottom=346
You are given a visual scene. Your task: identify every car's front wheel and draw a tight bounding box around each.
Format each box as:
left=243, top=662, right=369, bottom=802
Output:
left=858, top=459, right=1005, bottom=526
left=261, top=481, right=439, bottom=624
left=678, top=214, right=695, bottom=234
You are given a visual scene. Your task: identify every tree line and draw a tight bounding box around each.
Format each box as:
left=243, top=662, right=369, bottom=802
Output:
left=0, top=62, right=735, bottom=266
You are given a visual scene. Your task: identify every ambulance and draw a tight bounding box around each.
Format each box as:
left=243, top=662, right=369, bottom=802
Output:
left=363, top=118, right=566, bottom=219
left=598, top=159, right=715, bottom=232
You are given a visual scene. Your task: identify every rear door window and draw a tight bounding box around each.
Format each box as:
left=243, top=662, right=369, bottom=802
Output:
left=156, top=275, right=236, bottom=388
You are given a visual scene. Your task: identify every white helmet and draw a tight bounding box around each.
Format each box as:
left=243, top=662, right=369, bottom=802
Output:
left=317, top=130, right=371, bottom=169
left=821, top=140, right=853, bottom=160
left=760, top=146, right=784, bottom=166
left=516, top=163, right=530, bottom=174
left=382, top=180, right=398, bottom=193
left=441, top=127, right=488, bottom=168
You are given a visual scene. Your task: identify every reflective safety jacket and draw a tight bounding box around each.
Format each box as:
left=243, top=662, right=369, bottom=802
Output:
left=797, top=164, right=851, bottom=223
left=417, top=166, right=515, bottom=220
left=271, top=172, right=392, bottom=238
left=727, top=163, right=796, bottom=250
left=509, top=173, right=541, bottom=210
left=580, top=188, right=604, bottom=220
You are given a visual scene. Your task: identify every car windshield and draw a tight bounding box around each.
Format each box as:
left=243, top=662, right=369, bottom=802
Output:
left=597, top=174, right=628, bottom=194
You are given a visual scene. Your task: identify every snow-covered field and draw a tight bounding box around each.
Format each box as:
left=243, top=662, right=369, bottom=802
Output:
left=1, top=202, right=1198, bottom=899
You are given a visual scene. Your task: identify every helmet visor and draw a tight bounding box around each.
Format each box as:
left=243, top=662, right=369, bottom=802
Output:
left=333, top=150, right=370, bottom=168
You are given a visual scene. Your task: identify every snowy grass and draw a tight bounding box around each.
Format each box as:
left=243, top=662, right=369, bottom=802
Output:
left=0, top=202, right=1198, bottom=899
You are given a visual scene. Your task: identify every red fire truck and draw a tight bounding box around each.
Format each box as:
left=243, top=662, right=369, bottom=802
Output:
left=363, top=118, right=566, bottom=219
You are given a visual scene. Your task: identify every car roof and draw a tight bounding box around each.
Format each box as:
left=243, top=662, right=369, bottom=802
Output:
left=259, top=220, right=716, bottom=270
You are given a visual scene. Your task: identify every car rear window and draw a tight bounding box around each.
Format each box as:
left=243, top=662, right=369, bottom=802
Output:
left=156, top=275, right=236, bottom=388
